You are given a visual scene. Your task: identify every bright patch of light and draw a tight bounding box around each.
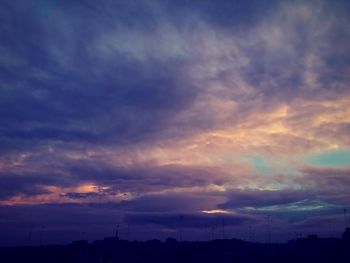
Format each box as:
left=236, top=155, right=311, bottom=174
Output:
left=202, top=209, right=230, bottom=214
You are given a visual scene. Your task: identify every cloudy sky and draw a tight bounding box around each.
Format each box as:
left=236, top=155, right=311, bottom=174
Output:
left=1, top=0, right=350, bottom=245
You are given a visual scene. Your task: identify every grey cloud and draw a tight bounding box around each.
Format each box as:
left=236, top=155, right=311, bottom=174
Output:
left=299, top=167, right=350, bottom=206
left=0, top=172, right=61, bottom=199
left=0, top=154, right=227, bottom=199
left=68, top=162, right=224, bottom=193
left=218, top=189, right=312, bottom=210
left=0, top=0, right=199, bottom=152
left=124, top=212, right=255, bottom=229
left=114, top=193, right=223, bottom=213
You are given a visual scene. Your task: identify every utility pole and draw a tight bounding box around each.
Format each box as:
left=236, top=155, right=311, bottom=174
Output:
left=267, top=215, right=271, bottom=244
left=39, top=226, right=45, bottom=246
left=248, top=226, right=253, bottom=242
left=179, top=216, right=183, bottom=242
left=328, top=220, right=333, bottom=238
left=127, top=224, right=130, bottom=241
left=211, top=226, right=215, bottom=240
left=344, top=209, right=348, bottom=228
left=204, top=225, right=208, bottom=241
left=115, top=224, right=119, bottom=240
left=222, top=218, right=226, bottom=239
left=27, top=225, right=33, bottom=246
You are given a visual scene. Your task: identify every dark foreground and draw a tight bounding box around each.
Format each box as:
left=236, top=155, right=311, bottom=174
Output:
left=1, top=232, right=350, bottom=263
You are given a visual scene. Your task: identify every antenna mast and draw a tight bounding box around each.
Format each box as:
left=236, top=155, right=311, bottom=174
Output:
left=39, top=226, right=45, bottom=246
left=127, top=224, right=130, bottom=241
left=27, top=225, right=33, bottom=246
left=267, top=215, right=271, bottom=244
left=179, top=215, right=183, bottom=242
left=115, top=224, right=119, bottom=240
left=328, top=220, right=333, bottom=238
left=211, top=226, right=215, bottom=240
left=222, top=218, right=226, bottom=239
left=344, top=209, right=348, bottom=228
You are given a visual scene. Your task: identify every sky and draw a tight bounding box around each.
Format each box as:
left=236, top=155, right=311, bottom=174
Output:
left=0, top=0, right=350, bottom=246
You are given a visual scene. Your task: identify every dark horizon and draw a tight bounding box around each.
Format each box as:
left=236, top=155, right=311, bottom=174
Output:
left=3, top=226, right=350, bottom=247
left=1, top=228, right=350, bottom=263
left=2, top=211, right=350, bottom=247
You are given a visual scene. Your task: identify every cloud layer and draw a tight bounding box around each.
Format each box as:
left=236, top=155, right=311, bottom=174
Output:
left=0, top=0, right=349, bottom=245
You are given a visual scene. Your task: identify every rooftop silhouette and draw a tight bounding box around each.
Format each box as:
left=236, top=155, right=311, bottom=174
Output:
left=1, top=228, right=349, bottom=263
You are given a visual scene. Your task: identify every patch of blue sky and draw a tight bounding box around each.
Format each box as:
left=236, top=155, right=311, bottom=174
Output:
left=250, top=155, right=273, bottom=174
left=307, top=149, right=350, bottom=168
left=246, top=154, right=299, bottom=176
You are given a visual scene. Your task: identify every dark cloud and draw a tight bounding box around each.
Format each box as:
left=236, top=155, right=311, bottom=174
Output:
left=124, top=212, right=255, bottom=229
left=61, top=192, right=102, bottom=200
left=0, top=0, right=199, bottom=152
left=0, top=172, right=60, bottom=199
left=0, top=57, right=196, bottom=148
left=301, top=167, right=350, bottom=183
left=218, top=185, right=349, bottom=218
left=1, top=0, right=349, bottom=151
left=218, top=189, right=312, bottom=209
left=0, top=156, right=226, bottom=200
left=162, top=0, right=280, bottom=29
left=114, top=193, right=222, bottom=213
left=68, top=162, right=223, bottom=193
left=299, top=167, right=350, bottom=206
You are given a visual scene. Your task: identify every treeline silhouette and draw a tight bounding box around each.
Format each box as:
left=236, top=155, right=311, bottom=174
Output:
left=1, top=228, right=350, bottom=263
